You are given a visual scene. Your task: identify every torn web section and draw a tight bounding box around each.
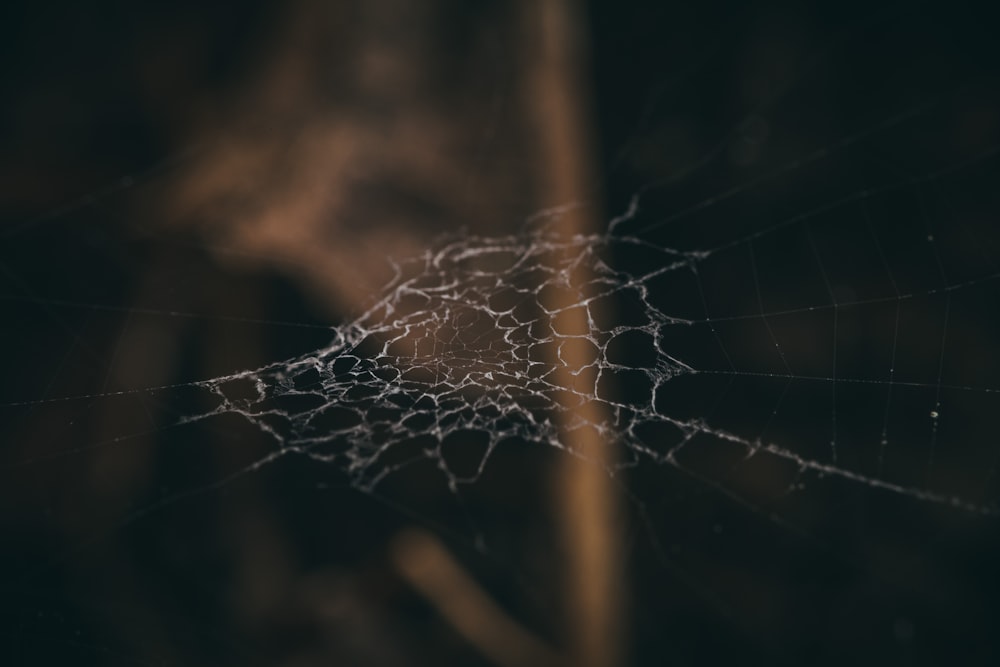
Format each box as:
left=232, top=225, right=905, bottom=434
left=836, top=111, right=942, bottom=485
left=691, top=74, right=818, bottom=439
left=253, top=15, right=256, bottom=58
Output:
left=187, top=230, right=687, bottom=495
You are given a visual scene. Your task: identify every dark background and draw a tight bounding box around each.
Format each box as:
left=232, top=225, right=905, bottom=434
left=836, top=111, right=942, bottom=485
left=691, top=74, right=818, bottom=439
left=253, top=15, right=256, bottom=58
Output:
left=1, top=1, right=999, bottom=665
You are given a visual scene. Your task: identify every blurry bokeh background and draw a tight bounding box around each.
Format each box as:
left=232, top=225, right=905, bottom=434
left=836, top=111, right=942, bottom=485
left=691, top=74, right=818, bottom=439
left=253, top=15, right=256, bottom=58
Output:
left=1, top=0, right=999, bottom=665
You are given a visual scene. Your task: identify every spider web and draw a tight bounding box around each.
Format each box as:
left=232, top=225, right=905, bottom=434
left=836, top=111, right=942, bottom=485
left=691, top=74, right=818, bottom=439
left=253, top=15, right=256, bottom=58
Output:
left=133, top=197, right=997, bottom=517
left=5, top=147, right=998, bottom=567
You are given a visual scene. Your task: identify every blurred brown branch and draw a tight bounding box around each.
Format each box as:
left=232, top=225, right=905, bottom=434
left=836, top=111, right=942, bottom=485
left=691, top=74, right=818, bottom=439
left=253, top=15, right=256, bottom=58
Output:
left=391, top=528, right=564, bottom=667
left=525, top=1, right=626, bottom=666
